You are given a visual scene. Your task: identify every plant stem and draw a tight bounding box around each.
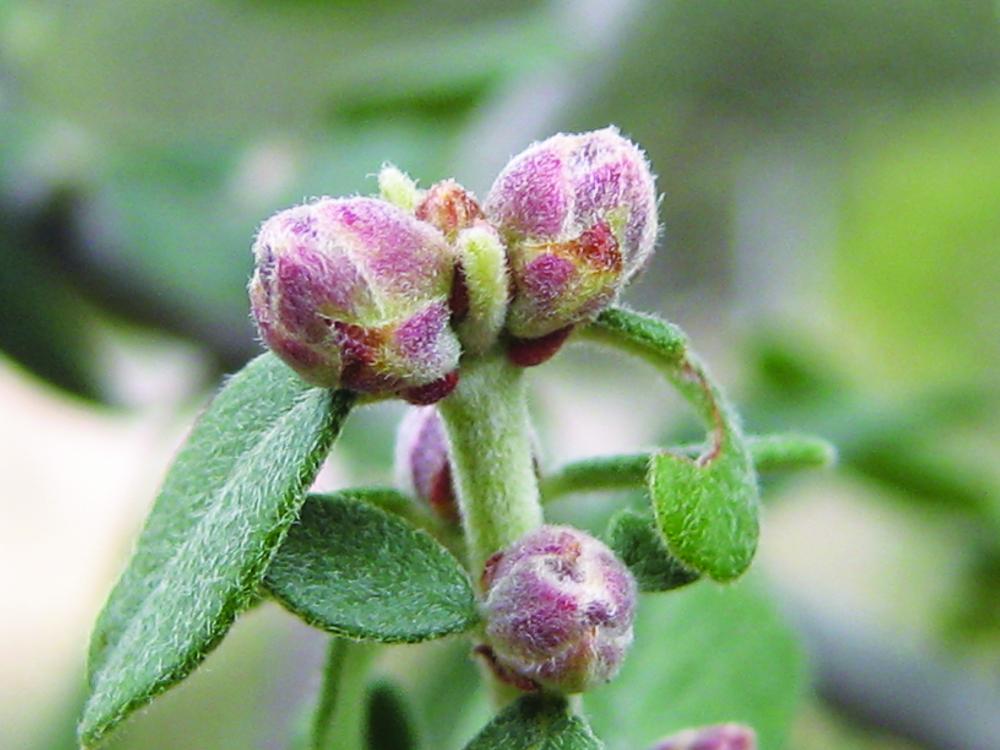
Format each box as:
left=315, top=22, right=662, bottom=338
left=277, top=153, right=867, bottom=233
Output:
left=309, top=638, right=376, bottom=750
left=438, top=353, right=544, bottom=581
left=540, top=433, right=836, bottom=502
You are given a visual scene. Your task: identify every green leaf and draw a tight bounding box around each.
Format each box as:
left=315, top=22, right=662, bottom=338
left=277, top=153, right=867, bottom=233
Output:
left=606, top=510, right=699, bottom=592
left=587, top=575, right=805, bottom=750
left=81, top=353, right=355, bottom=747
left=585, top=308, right=761, bottom=582
left=464, top=694, right=603, bottom=750
left=264, top=490, right=478, bottom=642
left=648, top=438, right=758, bottom=582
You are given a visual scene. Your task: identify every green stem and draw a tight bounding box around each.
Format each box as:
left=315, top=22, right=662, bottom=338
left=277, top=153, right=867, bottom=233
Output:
left=308, top=638, right=377, bottom=750
left=437, top=353, right=544, bottom=581
left=540, top=433, right=836, bottom=502
left=579, top=308, right=730, bottom=449
left=579, top=307, right=762, bottom=581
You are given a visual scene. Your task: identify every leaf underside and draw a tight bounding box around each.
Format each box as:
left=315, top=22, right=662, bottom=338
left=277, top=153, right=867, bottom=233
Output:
left=264, top=490, right=478, bottom=642
left=81, top=353, right=355, bottom=747
left=463, top=694, right=603, bottom=750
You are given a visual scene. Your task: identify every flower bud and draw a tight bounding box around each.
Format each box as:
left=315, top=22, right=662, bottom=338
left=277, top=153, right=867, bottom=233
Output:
left=415, top=179, right=484, bottom=239
left=412, top=179, right=509, bottom=355
left=648, top=724, right=757, bottom=750
left=484, top=127, right=658, bottom=351
left=394, top=405, right=459, bottom=522
left=451, top=222, right=509, bottom=355
left=249, top=196, right=461, bottom=403
left=479, top=525, right=637, bottom=694
left=394, top=405, right=542, bottom=522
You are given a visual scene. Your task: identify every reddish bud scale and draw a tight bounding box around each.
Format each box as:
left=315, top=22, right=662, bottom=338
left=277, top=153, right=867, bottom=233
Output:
left=401, top=371, right=459, bottom=407
left=479, top=525, right=637, bottom=694
left=416, top=179, right=485, bottom=239
left=506, top=325, right=574, bottom=367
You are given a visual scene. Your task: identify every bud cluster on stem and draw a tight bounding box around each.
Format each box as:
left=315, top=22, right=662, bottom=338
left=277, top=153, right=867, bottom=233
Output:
left=249, top=126, right=658, bottom=398
left=247, top=126, right=660, bottom=702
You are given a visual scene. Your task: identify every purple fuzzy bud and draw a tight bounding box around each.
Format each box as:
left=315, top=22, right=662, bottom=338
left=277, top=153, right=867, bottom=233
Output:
left=649, top=724, right=757, bottom=750
left=479, top=525, right=637, bottom=694
left=394, top=406, right=459, bottom=522
left=249, top=196, right=461, bottom=401
left=485, top=127, right=658, bottom=344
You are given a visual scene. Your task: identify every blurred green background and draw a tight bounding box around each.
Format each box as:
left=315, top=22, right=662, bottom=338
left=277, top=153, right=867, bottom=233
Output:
left=1, top=1, right=998, bottom=749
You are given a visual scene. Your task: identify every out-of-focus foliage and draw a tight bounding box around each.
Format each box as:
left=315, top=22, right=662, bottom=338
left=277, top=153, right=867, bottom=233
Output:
left=3, top=0, right=999, bottom=748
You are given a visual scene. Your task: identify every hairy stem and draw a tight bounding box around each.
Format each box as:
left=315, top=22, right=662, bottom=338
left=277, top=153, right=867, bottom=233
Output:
left=579, top=307, right=727, bottom=449
left=309, top=638, right=376, bottom=750
left=540, top=433, right=836, bottom=502
left=438, top=353, right=544, bottom=581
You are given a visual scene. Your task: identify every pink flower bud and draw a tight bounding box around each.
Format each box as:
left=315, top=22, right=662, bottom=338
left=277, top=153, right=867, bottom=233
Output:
left=479, top=525, right=637, bottom=694
left=249, top=196, right=461, bottom=402
left=484, top=127, right=658, bottom=349
left=394, top=405, right=459, bottom=523
left=649, top=724, right=757, bottom=750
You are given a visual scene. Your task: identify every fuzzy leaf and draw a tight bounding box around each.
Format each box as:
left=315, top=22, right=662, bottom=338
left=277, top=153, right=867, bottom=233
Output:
left=587, top=575, right=805, bottom=750
left=264, top=490, right=478, bottom=642
left=606, top=510, right=699, bottom=592
left=648, top=437, right=759, bottom=582
left=464, top=694, right=603, bottom=750
left=81, top=353, right=355, bottom=747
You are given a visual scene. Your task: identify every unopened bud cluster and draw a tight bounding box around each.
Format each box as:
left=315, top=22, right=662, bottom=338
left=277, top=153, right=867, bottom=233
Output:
left=478, top=525, right=637, bottom=694
left=250, top=127, right=658, bottom=401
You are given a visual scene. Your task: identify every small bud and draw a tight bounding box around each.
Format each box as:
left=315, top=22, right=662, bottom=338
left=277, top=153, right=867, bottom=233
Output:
left=394, top=405, right=459, bottom=522
left=479, top=525, right=637, bottom=694
left=648, top=724, right=757, bottom=750
left=414, top=180, right=508, bottom=355
left=378, top=164, right=422, bottom=212
left=249, top=196, right=461, bottom=402
left=484, top=127, right=658, bottom=351
left=451, top=222, right=509, bottom=354
left=415, top=179, right=484, bottom=239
